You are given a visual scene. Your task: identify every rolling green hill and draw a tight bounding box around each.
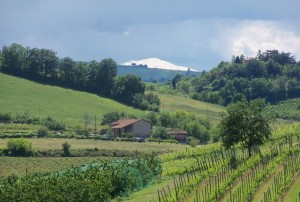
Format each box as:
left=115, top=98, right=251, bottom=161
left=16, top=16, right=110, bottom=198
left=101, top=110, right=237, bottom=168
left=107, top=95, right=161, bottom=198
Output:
left=0, top=73, right=145, bottom=124
left=158, top=93, right=225, bottom=123
left=0, top=73, right=225, bottom=126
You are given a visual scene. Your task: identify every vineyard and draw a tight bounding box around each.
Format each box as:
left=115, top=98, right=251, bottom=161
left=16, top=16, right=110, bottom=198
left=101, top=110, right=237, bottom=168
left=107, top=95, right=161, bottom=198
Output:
left=125, top=123, right=300, bottom=202
left=264, top=98, right=300, bottom=121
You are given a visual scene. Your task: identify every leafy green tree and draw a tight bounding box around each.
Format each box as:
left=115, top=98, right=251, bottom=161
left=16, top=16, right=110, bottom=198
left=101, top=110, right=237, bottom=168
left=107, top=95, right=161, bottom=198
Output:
left=145, top=112, right=158, bottom=126
left=62, top=142, right=71, bottom=157
left=101, top=111, right=136, bottom=125
left=27, top=47, right=42, bottom=79
left=6, top=138, right=34, bottom=157
left=1, top=43, right=28, bottom=76
left=219, top=98, right=273, bottom=157
left=112, top=74, right=145, bottom=104
left=159, top=112, right=173, bottom=128
left=97, top=58, right=117, bottom=96
left=245, top=59, right=266, bottom=78
left=59, top=57, right=75, bottom=87
left=186, top=121, right=210, bottom=144
left=171, top=74, right=182, bottom=89
left=39, top=48, right=59, bottom=80
left=37, top=126, right=49, bottom=137
left=152, top=126, right=169, bottom=139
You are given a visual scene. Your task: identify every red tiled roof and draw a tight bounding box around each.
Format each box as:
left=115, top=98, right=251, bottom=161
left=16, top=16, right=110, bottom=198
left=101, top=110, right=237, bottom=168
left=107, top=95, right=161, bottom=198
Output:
left=111, top=119, right=142, bottom=129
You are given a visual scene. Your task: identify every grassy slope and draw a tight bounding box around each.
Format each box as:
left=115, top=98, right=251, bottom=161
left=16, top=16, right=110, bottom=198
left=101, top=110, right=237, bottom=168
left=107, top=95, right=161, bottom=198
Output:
left=0, top=72, right=225, bottom=126
left=158, top=93, right=225, bottom=124
left=0, top=73, right=145, bottom=124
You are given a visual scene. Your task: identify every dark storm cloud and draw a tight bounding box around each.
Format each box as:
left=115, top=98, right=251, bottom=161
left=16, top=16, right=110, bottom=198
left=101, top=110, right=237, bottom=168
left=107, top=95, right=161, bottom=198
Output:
left=1, top=0, right=300, bottom=70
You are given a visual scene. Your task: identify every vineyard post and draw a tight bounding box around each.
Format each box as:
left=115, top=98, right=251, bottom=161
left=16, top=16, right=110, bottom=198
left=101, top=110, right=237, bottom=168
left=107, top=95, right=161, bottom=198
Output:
left=157, top=190, right=161, bottom=202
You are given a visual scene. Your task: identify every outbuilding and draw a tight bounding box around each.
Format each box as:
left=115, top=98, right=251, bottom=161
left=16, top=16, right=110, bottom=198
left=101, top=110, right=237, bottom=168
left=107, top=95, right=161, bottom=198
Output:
left=110, top=119, right=152, bottom=139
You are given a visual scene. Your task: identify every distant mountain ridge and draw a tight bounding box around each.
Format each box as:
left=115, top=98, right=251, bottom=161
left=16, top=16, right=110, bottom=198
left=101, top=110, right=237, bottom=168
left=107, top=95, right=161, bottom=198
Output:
left=121, top=58, right=198, bottom=72
left=118, top=65, right=200, bottom=82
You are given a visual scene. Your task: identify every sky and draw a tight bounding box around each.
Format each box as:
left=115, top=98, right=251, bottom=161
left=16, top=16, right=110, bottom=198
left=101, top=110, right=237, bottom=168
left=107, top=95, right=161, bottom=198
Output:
left=1, top=0, right=300, bottom=71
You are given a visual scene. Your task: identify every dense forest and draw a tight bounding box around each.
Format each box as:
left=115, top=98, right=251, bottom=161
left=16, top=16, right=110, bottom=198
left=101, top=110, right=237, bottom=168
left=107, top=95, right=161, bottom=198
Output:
left=171, top=50, right=300, bottom=105
left=0, top=44, right=160, bottom=111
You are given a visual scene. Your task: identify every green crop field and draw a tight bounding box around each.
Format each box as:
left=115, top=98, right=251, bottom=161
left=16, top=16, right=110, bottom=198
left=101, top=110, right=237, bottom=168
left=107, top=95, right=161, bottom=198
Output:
left=264, top=98, right=300, bottom=121
left=0, top=156, right=105, bottom=179
left=0, top=73, right=145, bottom=125
left=158, top=93, right=225, bottom=123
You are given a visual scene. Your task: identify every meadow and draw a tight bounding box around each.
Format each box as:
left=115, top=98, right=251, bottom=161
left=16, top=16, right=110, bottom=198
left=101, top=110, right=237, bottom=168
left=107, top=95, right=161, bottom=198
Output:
left=0, top=73, right=145, bottom=125
left=158, top=93, right=225, bottom=123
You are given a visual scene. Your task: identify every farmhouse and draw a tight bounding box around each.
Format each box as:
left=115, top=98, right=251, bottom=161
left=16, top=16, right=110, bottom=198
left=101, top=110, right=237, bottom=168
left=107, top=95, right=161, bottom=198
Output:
left=110, top=119, right=152, bottom=138
left=168, top=130, right=188, bottom=143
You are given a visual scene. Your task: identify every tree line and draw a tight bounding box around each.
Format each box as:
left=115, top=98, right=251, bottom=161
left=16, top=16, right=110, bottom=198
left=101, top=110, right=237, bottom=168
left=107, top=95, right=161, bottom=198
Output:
left=170, top=50, right=300, bottom=105
left=0, top=43, right=160, bottom=111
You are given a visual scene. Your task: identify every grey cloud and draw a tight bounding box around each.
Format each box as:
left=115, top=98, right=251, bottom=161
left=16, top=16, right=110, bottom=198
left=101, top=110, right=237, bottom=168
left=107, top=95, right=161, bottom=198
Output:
left=0, top=0, right=300, bottom=71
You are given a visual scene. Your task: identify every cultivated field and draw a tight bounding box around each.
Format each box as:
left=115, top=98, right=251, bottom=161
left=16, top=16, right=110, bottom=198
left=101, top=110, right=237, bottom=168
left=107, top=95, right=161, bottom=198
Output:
left=0, top=138, right=187, bottom=152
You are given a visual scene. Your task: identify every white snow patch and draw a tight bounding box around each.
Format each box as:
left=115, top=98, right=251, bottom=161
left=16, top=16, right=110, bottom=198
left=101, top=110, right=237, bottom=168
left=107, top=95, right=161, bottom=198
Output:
left=121, top=58, right=198, bottom=72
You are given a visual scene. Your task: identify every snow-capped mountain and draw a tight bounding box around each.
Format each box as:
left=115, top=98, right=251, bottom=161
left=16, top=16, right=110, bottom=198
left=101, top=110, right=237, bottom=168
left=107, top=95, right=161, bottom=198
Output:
left=121, top=58, right=197, bottom=72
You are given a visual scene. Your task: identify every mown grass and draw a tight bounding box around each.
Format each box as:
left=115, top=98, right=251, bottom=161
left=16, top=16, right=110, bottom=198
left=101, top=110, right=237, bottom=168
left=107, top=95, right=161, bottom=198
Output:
left=0, top=138, right=188, bottom=153
left=0, top=156, right=105, bottom=179
left=158, top=93, right=225, bottom=124
left=0, top=73, right=145, bottom=125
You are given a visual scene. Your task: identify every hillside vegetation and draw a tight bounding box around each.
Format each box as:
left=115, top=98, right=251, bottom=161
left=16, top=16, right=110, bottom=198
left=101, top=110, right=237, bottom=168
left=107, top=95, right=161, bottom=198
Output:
left=169, top=50, right=300, bottom=107
left=0, top=73, right=145, bottom=124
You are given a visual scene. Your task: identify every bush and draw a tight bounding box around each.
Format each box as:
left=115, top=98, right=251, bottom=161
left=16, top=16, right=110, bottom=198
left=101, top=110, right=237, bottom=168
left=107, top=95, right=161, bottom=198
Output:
left=6, top=138, right=34, bottom=157
left=41, top=117, right=65, bottom=131
left=74, top=126, right=89, bottom=136
left=0, top=112, right=12, bottom=123
left=122, top=133, right=133, bottom=138
left=62, top=142, right=71, bottom=157
left=152, top=126, right=169, bottom=139
left=37, top=126, right=49, bottom=137
left=188, top=137, right=199, bottom=147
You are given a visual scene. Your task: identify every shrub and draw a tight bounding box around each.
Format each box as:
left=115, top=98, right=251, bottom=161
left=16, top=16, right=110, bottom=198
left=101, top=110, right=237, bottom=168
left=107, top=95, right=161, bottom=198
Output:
left=37, top=126, right=49, bottom=137
left=188, top=137, right=199, bottom=147
left=122, top=133, right=133, bottom=138
left=0, top=112, right=12, bottom=123
left=41, top=116, right=65, bottom=131
left=74, top=126, right=89, bottom=136
left=62, top=142, right=71, bottom=157
left=152, top=126, right=169, bottom=139
left=6, top=138, right=34, bottom=157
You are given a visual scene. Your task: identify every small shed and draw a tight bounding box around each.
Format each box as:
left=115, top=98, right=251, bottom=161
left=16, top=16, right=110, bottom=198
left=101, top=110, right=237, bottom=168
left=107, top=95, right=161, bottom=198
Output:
left=110, top=119, right=152, bottom=139
left=168, top=130, right=188, bottom=143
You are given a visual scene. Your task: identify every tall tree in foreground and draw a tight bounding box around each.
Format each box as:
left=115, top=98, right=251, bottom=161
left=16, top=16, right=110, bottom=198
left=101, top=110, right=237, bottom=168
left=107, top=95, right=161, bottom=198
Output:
left=219, top=98, right=273, bottom=157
